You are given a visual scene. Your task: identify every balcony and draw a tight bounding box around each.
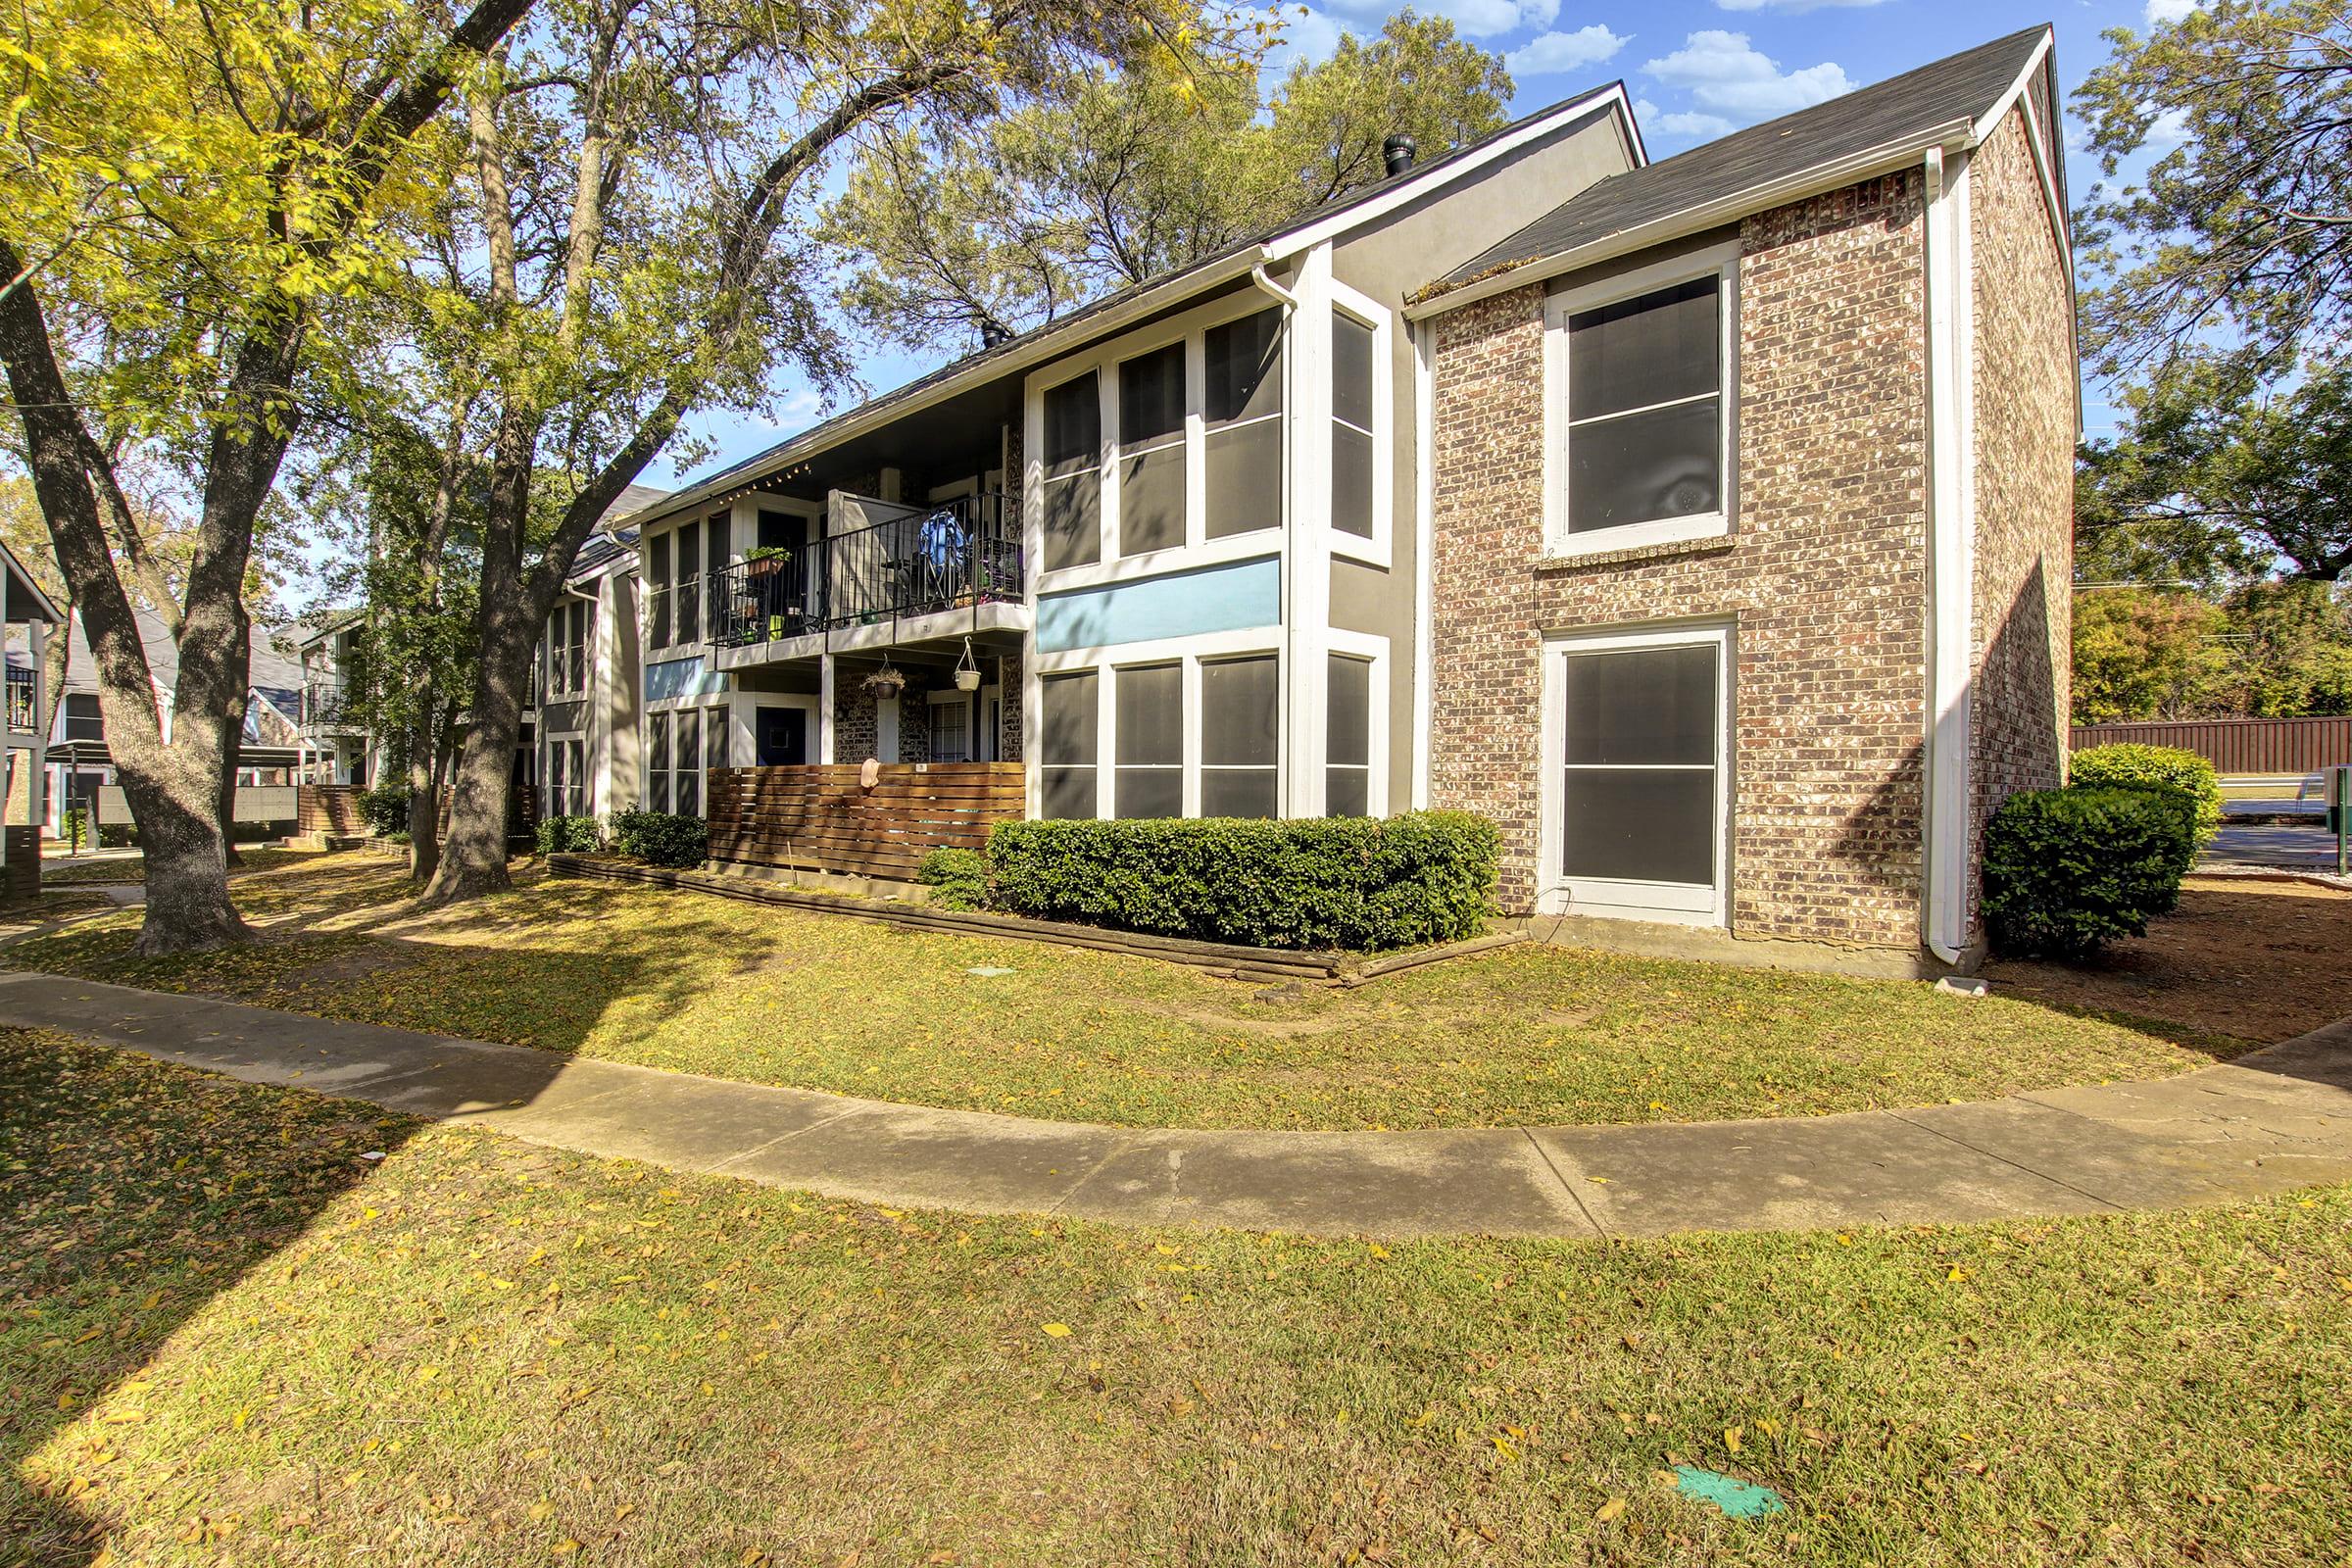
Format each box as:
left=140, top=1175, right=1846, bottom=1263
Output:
left=301, top=680, right=354, bottom=730
left=710, top=490, right=1023, bottom=654
left=6, top=665, right=32, bottom=733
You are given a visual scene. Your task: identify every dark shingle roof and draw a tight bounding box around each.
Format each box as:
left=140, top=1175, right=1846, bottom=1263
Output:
left=1427, top=25, right=2050, bottom=296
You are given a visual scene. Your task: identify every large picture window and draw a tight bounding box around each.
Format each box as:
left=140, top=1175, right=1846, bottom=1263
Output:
left=545, top=736, right=585, bottom=817
left=1544, top=626, right=1729, bottom=923
left=1202, top=308, right=1283, bottom=541
left=544, top=598, right=591, bottom=698
left=1113, top=662, right=1181, bottom=818
left=646, top=705, right=724, bottom=816
left=1042, top=373, right=1102, bottom=573
left=1118, top=344, right=1185, bottom=557
left=1200, top=654, right=1277, bottom=818
left=648, top=531, right=672, bottom=650
left=1549, top=252, right=1733, bottom=554
left=1038, top=670, right=1098, bottom=818
left=674, top=519, right=703, bottom=644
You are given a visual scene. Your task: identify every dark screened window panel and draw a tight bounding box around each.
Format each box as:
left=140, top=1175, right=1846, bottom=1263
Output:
left=1043, top=469, right=1101, bottom=571
left=1120, top=445, right=1184, bottom=557
left=1038, top=671, right=1099, bottom=765
left=1203, top=420, right=1281, bottom=538
left=1044, top=372, right=1102, bottom=470
left=1115, top=767, right=1183, bottom=819
left=1325, top=768, right=1369, bottom=818
left=1561, top=645, right=1716, bottom=766
left=1333, top=314, right=1376, bottom=431
left=707, top=708, right=729, bottom=771
left=1201, top=656, right=1277, bottom=767
left=1204, top=308, right=1283, bottom=424
left=1567, top=275, right=1718, bottom=422
left=708, top=514, right=727, bottom=581
left=1560, top=768, right=1714, bottom=886
left=1326, top=655, right=1370, bottom=767
left=1200, top=767, right=1278, bottom=820
left=1041, top=765, right=1096, bottom=820
left=1120, top=342, right=1185, bottom=445
left=649, top=533, right=671, bottom=648
left=675, top=710, right=701, bottom=796
left=1567, top=396, right=1720, bottom=533
left=649, top=711, right=671, bottom=773
left=1115, top=663, right=1181, bottom=765
left=1333, top=421, right=1374, bottom=539
left=757, top=509, right=795, bottom=551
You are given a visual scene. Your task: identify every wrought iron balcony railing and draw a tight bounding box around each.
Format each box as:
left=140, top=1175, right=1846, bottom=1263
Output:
left=301, top=680, right=352, bottom=728
left=711, top=491, right=1022, bottom=651
left=6, top=665, right=33, bottom=733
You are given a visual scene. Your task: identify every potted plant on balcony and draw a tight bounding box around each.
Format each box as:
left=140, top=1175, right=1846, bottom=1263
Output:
left=743, top=545, right=791, bottom=578
left=861, top=661, right=906, bottom=699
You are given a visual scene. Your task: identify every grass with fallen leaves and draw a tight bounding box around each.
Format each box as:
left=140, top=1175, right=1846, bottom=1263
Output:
left=4, top=1030, right=2347, bottom=1566
left=40, top=847, right=324, bottom=887
left=4, top=853, right=2232, bottom=1131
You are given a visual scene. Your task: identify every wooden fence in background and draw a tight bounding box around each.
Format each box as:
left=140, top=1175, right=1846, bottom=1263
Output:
left=297, top=783, right=368, bottom=837
left=706, top=762, right=1024, bottom=881
left=2072, top=716, right=2352, bottom=775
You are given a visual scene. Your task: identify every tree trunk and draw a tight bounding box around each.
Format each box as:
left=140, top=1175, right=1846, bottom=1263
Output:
left=422, top=599, right=537, bottom=903
left=407, top=707, right=441, bottom=883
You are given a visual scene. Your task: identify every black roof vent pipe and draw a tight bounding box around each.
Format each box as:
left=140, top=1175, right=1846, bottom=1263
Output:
left=1383, top=133, right=1418, bottom=176
left=977, top=318, right=1013, bottom=349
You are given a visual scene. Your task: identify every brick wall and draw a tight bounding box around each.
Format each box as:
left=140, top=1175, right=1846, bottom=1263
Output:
left=1965, top=107, right=2075, bottom=939
left=1429, top=172, right=1933, bottom=950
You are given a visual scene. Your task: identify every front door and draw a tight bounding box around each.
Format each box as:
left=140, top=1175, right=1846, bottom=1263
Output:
left=755, top=705, right=808, bottom=766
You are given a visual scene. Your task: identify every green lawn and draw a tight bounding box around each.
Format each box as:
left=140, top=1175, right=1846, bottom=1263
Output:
left=5, top=1029, right=2347, bottom=1566
left=40, top=846, right=325, bottom=886
left=3, top=854, right=2230, bottom=1131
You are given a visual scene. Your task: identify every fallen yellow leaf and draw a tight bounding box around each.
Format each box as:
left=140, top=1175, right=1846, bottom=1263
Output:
left=1042, top=1323, right=1073, bottom=1339
left=1595, top=1496, right=1627, bottom=1523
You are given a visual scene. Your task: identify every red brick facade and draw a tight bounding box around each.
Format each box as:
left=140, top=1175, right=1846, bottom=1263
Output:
left=1430, top=166, right=2035, bottom=955
left=1965, top=105, right=2076, bottom=937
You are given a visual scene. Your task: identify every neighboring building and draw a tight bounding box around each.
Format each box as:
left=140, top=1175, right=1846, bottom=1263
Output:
left=415, top=27, right=2072, bottom=971
left=291, top=612, right=369, bottom=785
left=1, top=540, right=63, bottom=891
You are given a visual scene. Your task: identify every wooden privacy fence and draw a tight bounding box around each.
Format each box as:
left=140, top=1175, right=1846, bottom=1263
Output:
left=2072, top=716, right=2352, bottom=776
left=707, top=762, right=1024, bottom=881
left=297, top=783, right=368, bottom=836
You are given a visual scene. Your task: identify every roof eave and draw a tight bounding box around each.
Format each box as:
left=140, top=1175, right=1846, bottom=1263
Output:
left=1404, top=117, right=1978, bottom=321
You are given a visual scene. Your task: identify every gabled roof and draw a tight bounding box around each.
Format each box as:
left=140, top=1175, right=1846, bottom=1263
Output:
left=1416, top=25, right=2055, bottom=308
left=62, top=607, right=305, bottom=698
left=619, top=80, right=1639, bottom=534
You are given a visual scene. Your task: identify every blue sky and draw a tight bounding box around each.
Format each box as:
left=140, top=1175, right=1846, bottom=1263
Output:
left=644, top=0, right=2183, bottom=492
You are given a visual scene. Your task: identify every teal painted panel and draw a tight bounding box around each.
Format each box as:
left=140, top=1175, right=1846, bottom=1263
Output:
left=645, top=656, right=727, bottom=702
left=1036, top=557, right=1280, bottom=654
left=1671, top=1467, right=1787, bottom=1519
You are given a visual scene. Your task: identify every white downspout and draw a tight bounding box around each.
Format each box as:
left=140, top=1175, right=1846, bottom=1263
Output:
left=1921, top=144, right=1975, bottom=967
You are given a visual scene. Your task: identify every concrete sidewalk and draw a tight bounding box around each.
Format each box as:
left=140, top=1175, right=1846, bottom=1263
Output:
left=4, top=969, right=2349, bottom=1239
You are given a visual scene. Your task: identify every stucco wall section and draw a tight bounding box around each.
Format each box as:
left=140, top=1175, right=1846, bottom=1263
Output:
left=1966, top=106, right=2075, bottom=934
left=1428, top=172, right=1933, bottom=949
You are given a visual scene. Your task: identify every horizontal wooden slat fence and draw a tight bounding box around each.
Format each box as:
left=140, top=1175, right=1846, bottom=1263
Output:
left=707, top=762, right=1024, bottom=881
left=297, top=783, right=367, bottom=837
left=2072, top=717, right=2352, bottom=775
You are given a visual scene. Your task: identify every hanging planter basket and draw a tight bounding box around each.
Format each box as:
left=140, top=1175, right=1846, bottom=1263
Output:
left=861, top=663, right=907, bottom=699
left=954, top=637, right=982, bottom=692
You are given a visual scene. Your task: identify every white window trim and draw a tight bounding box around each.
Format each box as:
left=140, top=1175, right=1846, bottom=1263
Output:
left=642, top=701, right=729, bottom=811
left=1024, top=291, right=1290, bottom=595
left=1543, top=241, right=1739, bottom=561
left=544, top=729, right=587, bottom=818
left=1322, top=628, right=1390, bottom=818
left=1025, top=631, right=1284, bottom=820
left=1327, top=279, right=1394, bottom=568
left=1537, top=621, right=1733, bottom=926
left=925, top=686, right=976, bottom=763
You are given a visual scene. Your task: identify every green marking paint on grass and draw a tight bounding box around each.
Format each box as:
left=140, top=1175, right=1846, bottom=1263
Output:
left=1672, top=1466, right=1787, bottom=1519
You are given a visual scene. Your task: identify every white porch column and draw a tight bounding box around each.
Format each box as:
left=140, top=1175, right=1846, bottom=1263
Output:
left=1284, top=243, right=1335, bottom=818
left=817, top=654, right=837, bottom=763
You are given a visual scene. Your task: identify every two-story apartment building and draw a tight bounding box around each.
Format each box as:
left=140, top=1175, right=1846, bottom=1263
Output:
left=519, top=25, right=2072, bottom=971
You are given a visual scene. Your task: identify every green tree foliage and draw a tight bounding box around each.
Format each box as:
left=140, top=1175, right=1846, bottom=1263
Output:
left=2075, top=0, right=2352, bottom=373
left=820, top=10, right=1513, bottom=352
left=2078, top=354, right=2352, bottom=586
left=2071, top=581, right=2352, bottom=722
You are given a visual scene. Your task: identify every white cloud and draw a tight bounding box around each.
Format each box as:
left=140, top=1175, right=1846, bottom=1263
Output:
left=1713, top=0, right=1887, bottom=11
left=2144, top=0, right=2199, bottom=23
left=2143, top=104, right=2191, bottom=149
left=1506, top=24, right=1631, bottom=77
left=1635, top=97, right=1736, bottom=140
left=1642, top=30, right=1853, bottom=122
left=1256, top=3, right=1346, bottom=74
left=1520, top=0, right=1560, bottom=24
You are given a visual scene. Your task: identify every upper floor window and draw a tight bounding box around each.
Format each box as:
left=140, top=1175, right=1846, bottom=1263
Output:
left=545, top=598, right=591, bottom=698
left=649, top=531, right=672, bottom=650
left=1041, top=372, right=1102, bottom=573
left=1546, top=248, right=1734, bottom=556
left=1201, top=308, right=1283, bottom=541
left=1332, top=313, right=1377, bottom=543
left=63, top=693, right=102, bottom=742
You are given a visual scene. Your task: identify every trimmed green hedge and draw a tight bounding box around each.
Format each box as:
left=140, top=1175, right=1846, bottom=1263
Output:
left=535, top=815, right=602, bottom=856
left=611, top=809, right=708, bottom=869
left=983, top=812, right=1499, bottom=952
left=917, top=847, right=990, bottom=911
left=2070, top=742, right=2222, bottom=843
left=1982, top=785, right=2197, bottom=959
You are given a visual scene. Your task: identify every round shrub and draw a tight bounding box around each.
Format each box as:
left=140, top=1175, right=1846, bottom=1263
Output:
left=2069, top=743, right=2222, bottom=843
left=610, top=809, right=708, bottom=868
left=357, top=785, right=413, bottom=838
left=534, top=814, right=602, bottom=856
left=1982, top=785, right=2197, bottom=959
left=917, top=847, right=990, bottom=911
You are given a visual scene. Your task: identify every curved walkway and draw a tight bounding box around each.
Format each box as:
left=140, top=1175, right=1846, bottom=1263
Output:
left=4, top=969, right=2349, bottom=1239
